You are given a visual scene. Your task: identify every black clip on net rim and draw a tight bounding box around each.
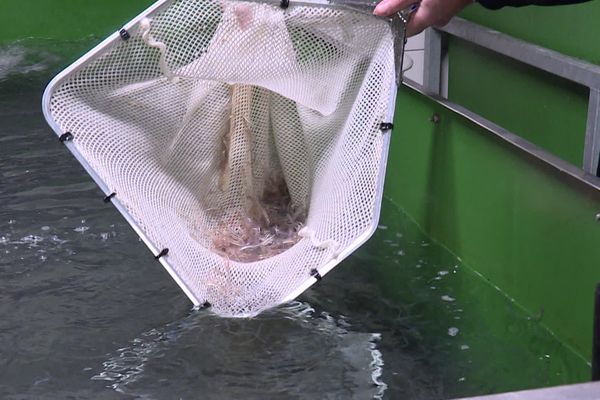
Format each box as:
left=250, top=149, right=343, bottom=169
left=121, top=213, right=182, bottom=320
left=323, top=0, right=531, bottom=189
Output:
left=59, top=132, right=74, bottom=143
left=119, top=28, right=131, bottom=41
left=154, top=248, right=169, bottom=260
left=310, top=268, right=323, bottom=281
left=103, top=192, right=117, bottom=203
left=380, top=122, right=394, bottom=131
left=280, top=0, right=290, bottom=8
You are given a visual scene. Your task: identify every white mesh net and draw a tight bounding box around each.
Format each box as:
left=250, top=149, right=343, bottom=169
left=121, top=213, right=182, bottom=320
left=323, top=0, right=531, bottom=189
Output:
left=45, top=0, right=396, bottom=316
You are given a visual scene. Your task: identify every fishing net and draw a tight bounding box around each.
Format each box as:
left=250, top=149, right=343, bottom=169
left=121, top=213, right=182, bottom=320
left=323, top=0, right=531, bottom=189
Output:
left=44, top=0, right=398, bottom=316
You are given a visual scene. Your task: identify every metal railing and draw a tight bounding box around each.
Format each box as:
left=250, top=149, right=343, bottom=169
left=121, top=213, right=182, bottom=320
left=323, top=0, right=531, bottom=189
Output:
left=420, top=17, right=600, bottom=179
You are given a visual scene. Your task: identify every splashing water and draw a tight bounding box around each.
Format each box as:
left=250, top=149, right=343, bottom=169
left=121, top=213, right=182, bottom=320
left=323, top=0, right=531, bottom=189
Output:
left=92, top=302, right=387, bottom=399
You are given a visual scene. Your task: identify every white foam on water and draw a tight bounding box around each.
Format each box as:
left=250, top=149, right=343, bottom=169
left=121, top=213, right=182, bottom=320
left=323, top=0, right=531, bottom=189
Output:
left=0, top=45, right=57, bottom=81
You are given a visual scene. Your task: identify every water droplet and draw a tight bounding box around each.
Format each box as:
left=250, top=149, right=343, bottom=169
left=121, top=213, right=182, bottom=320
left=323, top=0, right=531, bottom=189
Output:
left=41, top=226, right=50, bottom=231
left=438, top=270, right=449, bottom=276
left=448, top=327, right=459, bottom=337
left=377, top=225, right=388, bottom=230
left=458, top=377, right=466, bottom=382
left=50, top=235, right=67, bottom=244
left=397, top=250, right=405, bottom=256
left=460, top=344, right=470, bottom=350
left=441, top=295, right=455, bottom=302
left=21, top=235, right=44, bottom=246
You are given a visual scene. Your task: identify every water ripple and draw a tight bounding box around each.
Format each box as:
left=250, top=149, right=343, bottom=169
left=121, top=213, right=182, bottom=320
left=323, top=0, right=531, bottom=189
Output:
left=0, top=45, right=58, bottom=82
left=93, top=302, right=388, bottom=400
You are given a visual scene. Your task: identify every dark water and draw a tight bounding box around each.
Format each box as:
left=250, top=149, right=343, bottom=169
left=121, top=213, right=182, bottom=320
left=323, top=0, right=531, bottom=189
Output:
left=0, top=43, right=589, bottom=400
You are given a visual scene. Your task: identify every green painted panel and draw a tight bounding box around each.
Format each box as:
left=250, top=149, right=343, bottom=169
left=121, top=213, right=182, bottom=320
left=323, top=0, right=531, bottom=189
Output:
left=459, top=1, right=600, bottom=65
left=358, top=199, right=589, bottom=396
left=0, top=0, right=153, bottom=44
left=386, top=86, right=600, bottom=361
left=447, top=38, right=589, bottom=167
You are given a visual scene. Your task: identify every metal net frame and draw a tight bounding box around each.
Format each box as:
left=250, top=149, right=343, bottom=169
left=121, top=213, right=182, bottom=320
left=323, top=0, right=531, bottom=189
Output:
left=43, top=0, right=399, bottom=316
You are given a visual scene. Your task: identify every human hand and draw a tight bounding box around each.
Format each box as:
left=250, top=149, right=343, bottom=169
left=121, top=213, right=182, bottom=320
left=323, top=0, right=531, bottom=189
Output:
left=373, top=0, right=474, bottom=37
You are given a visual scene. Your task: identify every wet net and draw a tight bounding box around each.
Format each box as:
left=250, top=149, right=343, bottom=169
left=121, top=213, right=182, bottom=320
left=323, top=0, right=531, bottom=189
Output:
left=44, top=0, right=397, bottom=316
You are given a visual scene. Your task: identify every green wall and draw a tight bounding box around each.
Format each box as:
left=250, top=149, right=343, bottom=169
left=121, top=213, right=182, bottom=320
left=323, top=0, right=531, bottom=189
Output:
left=387, top=86, right=600, bottom=362
left=415, top=3, right=600, bottom=365
left=447, top=1, right=600, bottom=170
left=0, top=0, right=153, bottom=44
left=447, top=39, right=589, bottom=167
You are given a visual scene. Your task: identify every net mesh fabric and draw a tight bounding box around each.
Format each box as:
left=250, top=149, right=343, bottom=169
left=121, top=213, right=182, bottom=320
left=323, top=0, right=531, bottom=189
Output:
left=48, top=0, right=395, bottom=316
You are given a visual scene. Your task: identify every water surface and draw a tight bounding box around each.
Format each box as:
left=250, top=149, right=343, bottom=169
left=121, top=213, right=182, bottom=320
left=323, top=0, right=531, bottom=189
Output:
left=0, top=43, right=589, bottom=399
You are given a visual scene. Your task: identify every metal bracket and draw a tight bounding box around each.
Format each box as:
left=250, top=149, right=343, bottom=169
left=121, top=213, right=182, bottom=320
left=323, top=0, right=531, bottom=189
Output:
left=59, top=132, right=74, bottom=143
left=390, top=7, right=412, bottom=87
left=103, top=192, right=117, bottom=203
left=380, top=122, right=394, bottom=131
left=201, top=301, right=212, bottom=309
left=119, top=28, right=131, bottom=41
left=310, top=268, right=323, bottom=281
left=154, top=248, right=169, bottom=260
left=390, top=15, right=406, bottom=87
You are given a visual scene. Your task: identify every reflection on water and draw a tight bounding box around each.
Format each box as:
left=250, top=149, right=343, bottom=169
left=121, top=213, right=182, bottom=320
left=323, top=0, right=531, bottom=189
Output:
left=0, top=42, right=589, bottom=399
